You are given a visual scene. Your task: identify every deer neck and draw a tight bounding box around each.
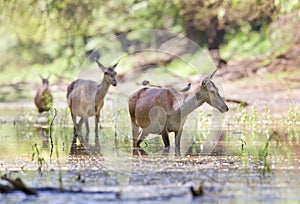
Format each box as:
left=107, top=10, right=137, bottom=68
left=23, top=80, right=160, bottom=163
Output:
left=95, top=77, right=110, bottom=101
left=176, top=91, right=205, bottom=119
left=41, top=83, right=49, bottom=92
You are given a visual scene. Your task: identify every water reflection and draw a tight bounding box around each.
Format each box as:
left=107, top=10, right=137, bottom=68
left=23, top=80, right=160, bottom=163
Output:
left=36, top=127, right=50, bottom=148
left=34, top=110, right=57, bottom=149
left=185, top=131, right=226, bottom=156
left=1, top=104, right=300, bottom=203
left=69, top=133, right=101, bottom=156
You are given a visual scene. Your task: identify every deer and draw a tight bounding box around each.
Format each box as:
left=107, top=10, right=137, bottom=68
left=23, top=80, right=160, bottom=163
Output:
left=128, top=68, right=229, bottom=155
left=67, top=59, right=118, bottom=138
left=35, top=75, right=53, bottom=113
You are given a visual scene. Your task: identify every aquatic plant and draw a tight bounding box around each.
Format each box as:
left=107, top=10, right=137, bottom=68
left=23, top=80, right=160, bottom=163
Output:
left=54, top=135, right=63, bottom=190
left=286, top=105, right=300, bottom=143
left=238, top=137, right=246, bottom=155
left=31, top=143, right=47, bottom=173
left=258, top=132, right=279, bottom=175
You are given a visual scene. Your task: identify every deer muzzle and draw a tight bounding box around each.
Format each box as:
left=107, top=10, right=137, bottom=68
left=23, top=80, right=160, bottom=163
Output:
left=111, top=80, right=117, bottom=86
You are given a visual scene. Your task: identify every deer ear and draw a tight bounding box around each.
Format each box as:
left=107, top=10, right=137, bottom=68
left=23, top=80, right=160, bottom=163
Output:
left=110, top=61, right=119, bottom=70
left=39, top=74, right=45, bottom=80
left=95, top=58, right=106, bottom=72
left=202, top=75, right=212, bottom=86
left=208, top=68, right=219, bottom=79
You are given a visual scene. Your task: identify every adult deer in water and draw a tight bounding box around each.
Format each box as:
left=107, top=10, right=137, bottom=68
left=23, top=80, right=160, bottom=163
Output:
left=67, top=59, right=118, bottom=138
left=128, top=68, right=229, bottom=155
left=35, top=75, right=53, bottom=113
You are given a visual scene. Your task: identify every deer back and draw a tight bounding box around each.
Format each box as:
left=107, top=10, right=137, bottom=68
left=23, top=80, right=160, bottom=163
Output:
left=128, top=87, right=180, bottom=128
left=35, top=76, right=53, bottom=113
left=67, top=79, right=99, bottom=118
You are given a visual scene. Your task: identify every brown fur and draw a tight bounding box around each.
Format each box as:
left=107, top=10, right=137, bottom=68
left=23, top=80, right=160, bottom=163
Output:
left=67, top=60, right=118, bottom=137
left=34, top=77, right=53, bottom=113
left=128, top=70, right=229, bottom=155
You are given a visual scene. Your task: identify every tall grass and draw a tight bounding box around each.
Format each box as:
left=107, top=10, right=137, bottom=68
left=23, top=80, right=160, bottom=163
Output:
left=226, top=103, right=300, bottom=174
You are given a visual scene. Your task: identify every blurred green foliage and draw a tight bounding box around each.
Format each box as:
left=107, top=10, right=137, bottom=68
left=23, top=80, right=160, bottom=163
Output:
left=0, top=0, right=299, bottom=83
left=220, top=25, right=271, bottom=60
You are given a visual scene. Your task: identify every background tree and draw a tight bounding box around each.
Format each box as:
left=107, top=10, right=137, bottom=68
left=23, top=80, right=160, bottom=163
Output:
left=0, top=0, right=299, bottom=82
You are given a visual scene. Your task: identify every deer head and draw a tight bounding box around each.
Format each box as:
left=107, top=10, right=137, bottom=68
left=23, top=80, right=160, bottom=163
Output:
left=95, top=59, right=118, bottom=86
left=197, top=68, right=228, bottom=113
left=39, top=74, right=50, bottom=86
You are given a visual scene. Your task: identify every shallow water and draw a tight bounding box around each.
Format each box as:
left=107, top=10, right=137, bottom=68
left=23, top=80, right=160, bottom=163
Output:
left=0, top=106, right=299, bottom=203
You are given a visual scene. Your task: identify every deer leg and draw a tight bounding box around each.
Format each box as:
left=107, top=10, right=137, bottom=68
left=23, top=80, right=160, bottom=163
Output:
left=77, top=118, right=83, bottom=133
left=175, top=129, right=183, bottom=156
left=71, top=113, right=78, bottom=134
left=73, top=116, right=83, bottom=137
left=95, top=113, right=100, bottom=137
left=84, top=119, right=89, bottom=134
left=82, top=118, right=88, bottom=143
left=137, top=130, right=149, bottom=148
left=162, top=129, right=170, bottom=153
left=131, top=122, right=139, bottom=149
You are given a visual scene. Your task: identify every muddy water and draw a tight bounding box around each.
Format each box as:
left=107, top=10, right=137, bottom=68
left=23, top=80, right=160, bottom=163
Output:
left=0, top=108, right=299, bottom=203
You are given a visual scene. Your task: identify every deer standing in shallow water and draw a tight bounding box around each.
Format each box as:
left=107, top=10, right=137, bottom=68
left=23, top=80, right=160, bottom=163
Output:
left=35, top=75, right=53, bottom=113
left=67, top=59, right=118, bottom=138
left=128, top=68, right=229, bottom=155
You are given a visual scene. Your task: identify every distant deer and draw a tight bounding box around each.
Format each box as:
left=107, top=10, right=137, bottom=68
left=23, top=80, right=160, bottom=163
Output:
left=67, top=59, right=118, bottom=137
left=35, top=75, right=53, bottom=113
left=128, top=68, right=229, bottom=155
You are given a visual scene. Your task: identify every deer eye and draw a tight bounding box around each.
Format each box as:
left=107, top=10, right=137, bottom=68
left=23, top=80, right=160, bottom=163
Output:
left=202, top=77, right=211, bottom=86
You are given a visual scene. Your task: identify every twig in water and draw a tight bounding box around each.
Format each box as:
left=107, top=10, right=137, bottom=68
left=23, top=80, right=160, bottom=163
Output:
left=49, top=108, right=57, bottom=159
left=1, top=175, right=37, bottom=195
